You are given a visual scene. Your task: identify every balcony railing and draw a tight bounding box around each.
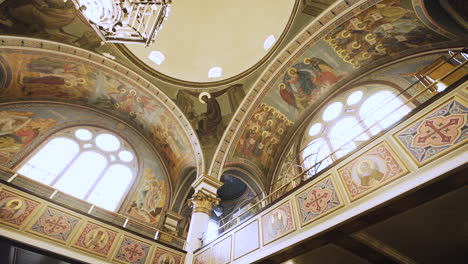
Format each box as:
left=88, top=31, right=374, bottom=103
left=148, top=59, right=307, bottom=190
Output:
left=202, top=47, right=468, bottom=245
left=0, top=166, right=186, bottom=250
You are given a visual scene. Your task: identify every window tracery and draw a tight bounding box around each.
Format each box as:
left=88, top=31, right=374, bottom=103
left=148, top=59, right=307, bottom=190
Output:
left=17, top=126, right=137, bottom=211
left=301, top=83, right=412, bottom=176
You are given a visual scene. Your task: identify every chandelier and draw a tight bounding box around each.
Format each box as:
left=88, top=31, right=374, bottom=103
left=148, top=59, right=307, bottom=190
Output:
left=71, top=0, right=172, bottom=47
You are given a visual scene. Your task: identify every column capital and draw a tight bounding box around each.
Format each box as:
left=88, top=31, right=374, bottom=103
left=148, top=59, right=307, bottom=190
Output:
left=188, top=189, right=221, bottom=215
left=191, top=173, right=223, bottom=194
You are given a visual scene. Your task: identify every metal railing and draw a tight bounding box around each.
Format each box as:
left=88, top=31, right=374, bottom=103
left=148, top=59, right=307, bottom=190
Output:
left=202, top=48, right=468, bottom=245
left=0, top=166, right=186, bottom=250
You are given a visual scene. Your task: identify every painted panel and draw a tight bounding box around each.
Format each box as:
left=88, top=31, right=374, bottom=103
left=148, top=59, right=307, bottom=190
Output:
left=113, top=235, right=151, bottom=264
left=295, top=176, right=344, bottom=227
left=0, top=189, right=40, bottom=228
left=212, top=235, right=231, bottom=264
left=395, top=97, right=467, bottom=166
left=151, top=247, right=183, bottom=264
left=27, top=206, right=81, bottom=244
left=0, top=110, right=57, bottom=164
left=0, top=48, right=195, bottom=184
left=338, top=141, right=408, bottom=201
left=72, top=221, right=119, bottom=257
left=233, top=220, right=259, bottom=260
left=194, top=248, right=211, bottom=264
left=261, top=200, right=296, bottom=245
left=125, top=167, right=166, bottom=226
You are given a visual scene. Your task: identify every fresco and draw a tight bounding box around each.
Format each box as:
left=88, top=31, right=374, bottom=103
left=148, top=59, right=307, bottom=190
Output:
left=261, top=200, right=296, bottom=245
left=323, top=0, right=446, bottom=68
left=295, top=176, right=343, bottom=226
left=0, top=110, right=57, bottom=163
left=265, top=42, right=353, bottom=121
left=0, top=103, right=169, bottom=227
left=395, top=97, right=467, bottom=165
left=125, top=168, right=166, bottom=226
left=231, top=0, right=452, bottom=178
left=212, top=235, right=231, bottom=264
left=338, top=142, right=408, bottom=201
left=72, top=221, right=119, bottom=257
left=0, top=188, right=40, bottom=228
left=175, top=84, right=245, bottom=162
left=27, top=206, right=81, bottom=244
left=273, top=144, right=300, bottom=197
left=0, top=49, right=195, bottom=182
left=151, top=247, right=183, bottom=264
left=234, top=103, right=293, bottom=174
left=113, top=236, right=151, bottom=264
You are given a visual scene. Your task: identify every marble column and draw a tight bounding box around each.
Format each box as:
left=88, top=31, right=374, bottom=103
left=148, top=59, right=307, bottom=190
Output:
left=185, top=174, right=222, bottom=262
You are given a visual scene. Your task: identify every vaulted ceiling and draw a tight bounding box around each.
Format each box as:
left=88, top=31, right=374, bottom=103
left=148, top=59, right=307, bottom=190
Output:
left=0, top=0, right=465, bottom=203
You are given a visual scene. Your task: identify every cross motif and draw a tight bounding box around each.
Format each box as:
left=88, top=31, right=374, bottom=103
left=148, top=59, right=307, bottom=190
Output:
left=123, top=243, right=144, bottom=262
left=417, top=119, right=459, bottom=143
left=41, top=215, right=70, bottom=235
left=413, top=115, right=464, bottom=147
left=302, top=188, right=332, bottom=214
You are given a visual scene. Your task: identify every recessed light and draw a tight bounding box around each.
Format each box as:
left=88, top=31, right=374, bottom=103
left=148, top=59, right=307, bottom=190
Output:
left=148, top=51, right=165, bottom=65
left=208, top=67, right=222, bottom=78
left=264, top=35, right=276, bottom=51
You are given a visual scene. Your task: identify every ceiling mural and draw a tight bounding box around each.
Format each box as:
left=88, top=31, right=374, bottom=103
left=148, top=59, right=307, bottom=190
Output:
left=0, top=45, right=199, bottom=183
left=0, top=102, right=170, bottom=227
left=226, top=0, right=462, bottom=178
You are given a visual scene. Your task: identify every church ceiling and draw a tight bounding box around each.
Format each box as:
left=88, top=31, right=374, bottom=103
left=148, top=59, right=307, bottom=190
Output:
left=212, top=0, right=466, bottom=182
left=0, top=39, right=202, bottom=184
left=0, top=0, right=465, bottom=193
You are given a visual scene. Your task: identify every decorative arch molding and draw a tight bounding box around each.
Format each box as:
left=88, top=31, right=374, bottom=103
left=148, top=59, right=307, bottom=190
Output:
left=412, top=0, right=467, bottom=39
left=0, top=36, right=204, bottom=181
left=171, top=168, right=197, bottom=214
left=208, top=0, right=464, bottom=181
left=221, top=165, right=265, bottom=199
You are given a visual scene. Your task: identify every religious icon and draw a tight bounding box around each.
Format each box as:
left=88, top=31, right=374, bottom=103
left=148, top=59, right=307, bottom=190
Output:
left=84, top=228, right=109, bottom=250
left=158, top=253, right=175, bottom=264
left=356, top=158, right=385, bottom=187
left=0, top=198, right=23, bottom=220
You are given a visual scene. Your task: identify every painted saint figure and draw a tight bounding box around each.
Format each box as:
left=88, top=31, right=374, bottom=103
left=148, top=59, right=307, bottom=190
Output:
left=197, top=92, right=222, bottom=137
left=356, top=159, right=384, bottom=187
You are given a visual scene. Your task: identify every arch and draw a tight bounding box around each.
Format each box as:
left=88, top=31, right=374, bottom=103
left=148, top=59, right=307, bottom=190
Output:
left=17, top=126, right=138, bottom=212
left=0, top=36, right=203, bottom=185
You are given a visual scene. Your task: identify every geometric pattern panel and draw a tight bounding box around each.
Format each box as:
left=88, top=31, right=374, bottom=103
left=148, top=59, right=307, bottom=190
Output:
left=338, top=141, right=408, bottom=201
left=113, top=236, right=151, bottom=264
left=395, top=98, right=467, bottom=165
left=261, top=200, right=296, bottom=245
left=0, top=189, right=40, bottom=229
left=72, top=222, right=119, bottom=257
left=295, top=176, right=344, bottom=226
left=151, top=247, right=183, bottom=264
left=212, top=236, right=231, bottom=264
left=27, top=206, right=81, bottom=244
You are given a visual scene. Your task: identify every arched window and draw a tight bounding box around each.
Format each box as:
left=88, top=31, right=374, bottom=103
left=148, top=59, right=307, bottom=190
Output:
left=17, top=127, right=137, bottom=211
left=301, top=84, right=411, bottom=176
